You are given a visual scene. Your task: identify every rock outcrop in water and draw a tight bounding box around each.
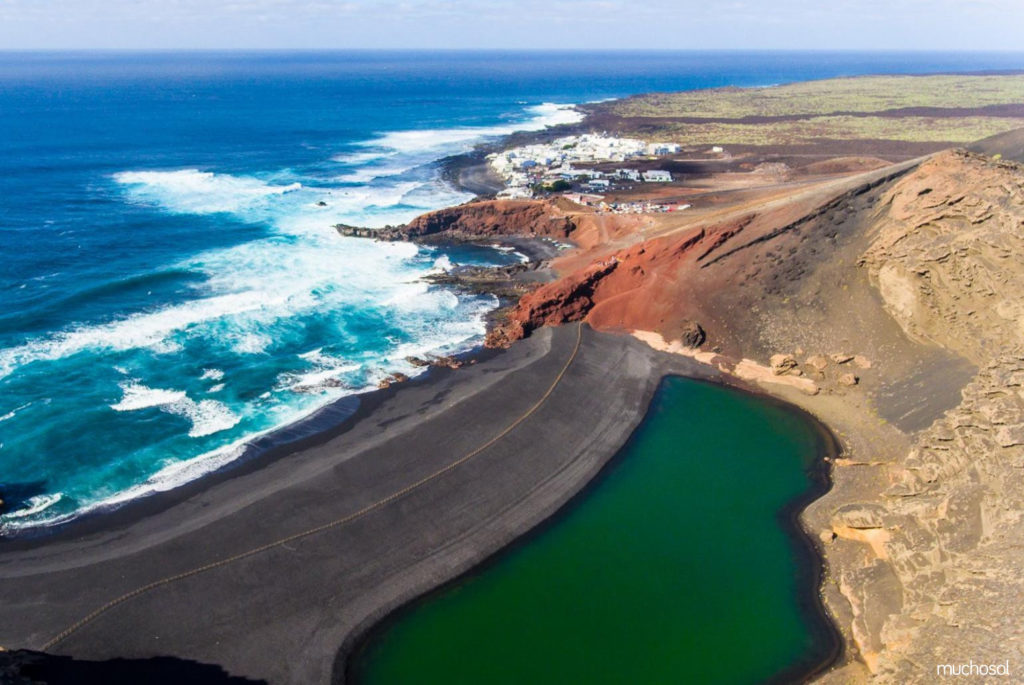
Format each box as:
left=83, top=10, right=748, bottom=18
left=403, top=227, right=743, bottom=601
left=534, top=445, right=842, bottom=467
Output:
left=336, top=199, right=578, bottom=244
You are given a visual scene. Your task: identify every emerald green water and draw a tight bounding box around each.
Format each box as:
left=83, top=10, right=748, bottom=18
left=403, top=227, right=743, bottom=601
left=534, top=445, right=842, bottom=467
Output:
left=351, top=377, right=835, bottom=684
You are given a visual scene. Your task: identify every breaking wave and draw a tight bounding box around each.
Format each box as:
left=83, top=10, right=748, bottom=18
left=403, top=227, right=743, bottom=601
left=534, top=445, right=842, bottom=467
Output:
left=332, top=103, right=582, bottom=184
left=115, top=169, right=302, bottom=214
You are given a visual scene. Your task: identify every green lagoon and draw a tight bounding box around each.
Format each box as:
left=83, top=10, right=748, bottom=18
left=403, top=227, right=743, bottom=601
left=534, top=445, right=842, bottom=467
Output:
left=351, top=377, right=837, bottom=684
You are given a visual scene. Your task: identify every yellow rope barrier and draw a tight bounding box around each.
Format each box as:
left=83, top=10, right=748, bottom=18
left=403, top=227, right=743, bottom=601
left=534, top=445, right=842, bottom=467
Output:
left=42, top=322, right=584, bottom=651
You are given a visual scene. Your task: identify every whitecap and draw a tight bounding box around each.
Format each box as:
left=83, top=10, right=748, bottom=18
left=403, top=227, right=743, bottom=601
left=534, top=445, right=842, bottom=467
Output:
left=490, top=244, right=531, bottom=263
left=330, top=103, right=581, bottom=190
left=110, top=382, right=188, bottom=411
left=110, top=381, right=240, bottom=438
left=278, top=348, right=362, bottom=393
left=382, top=281, right=459, bottom=312
left=357, top=103, right=582, bottom=158
left=201, top=368, right=225, bottom=381
left=0, top=290, right=277, bottom=378
left=114, top=169, right=303, bottom=215
left=179, top=399, right=241, bottom=438
left=0, top=402, right=31, bottom=423
left=3, top=493, right=64, bottom=519
left=330, top=149, right=391, bottom=165
left=228, top=332, right=273, bottom=355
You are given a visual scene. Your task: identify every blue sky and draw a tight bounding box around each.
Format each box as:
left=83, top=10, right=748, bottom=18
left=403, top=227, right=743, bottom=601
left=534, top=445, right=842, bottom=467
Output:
left=1, top=0, right=1023, bottom=50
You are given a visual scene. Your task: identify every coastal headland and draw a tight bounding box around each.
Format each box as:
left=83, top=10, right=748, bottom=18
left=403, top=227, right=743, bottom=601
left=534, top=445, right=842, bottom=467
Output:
left=4, top=73, right=1024, bottom=683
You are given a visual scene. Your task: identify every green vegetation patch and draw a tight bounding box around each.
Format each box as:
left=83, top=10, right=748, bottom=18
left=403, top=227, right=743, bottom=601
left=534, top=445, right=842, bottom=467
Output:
left=607, top=75, right=1024, bottom=120
left=644, top=115, right=1024, bottom=146
left=591, top=75, right=1024, bottom=147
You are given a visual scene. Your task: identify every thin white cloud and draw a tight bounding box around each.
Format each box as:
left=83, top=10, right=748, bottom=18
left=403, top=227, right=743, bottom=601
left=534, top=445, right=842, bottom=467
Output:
left=0, top=0, right=1023, bottom=49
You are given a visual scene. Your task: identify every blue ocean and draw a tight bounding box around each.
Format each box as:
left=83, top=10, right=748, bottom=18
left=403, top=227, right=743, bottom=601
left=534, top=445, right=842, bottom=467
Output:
left=1, top=51, right=1022, bottom=533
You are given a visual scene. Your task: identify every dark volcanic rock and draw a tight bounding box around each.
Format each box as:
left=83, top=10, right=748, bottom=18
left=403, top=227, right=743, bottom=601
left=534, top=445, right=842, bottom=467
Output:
left=486, top=259, right=619, bottom=348
left=679, top=320, right=706, bottom=348
left=424, top=264, right=538, bottom=300
left=335, top=199, right=578, bottom=245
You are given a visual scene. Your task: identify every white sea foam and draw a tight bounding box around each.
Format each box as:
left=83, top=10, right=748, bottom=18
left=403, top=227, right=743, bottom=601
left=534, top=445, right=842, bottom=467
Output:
left=52, top=377, right=380, bottom=528
left=0, top=402, right=31, bottom=423
left=201, top=368, right=225, bottom=381
left=111, top=381, right=240, bottom=438
left=146, top=443, right=249, bottom=490
left=51, top=377, right=372, bottom=524
left=490, top=244, right=531, bottom=263
left=114, top=163, right=464, bottom=232
left=333, top=162, right=423, bottom=185
left=331, top=104, right=582, bottom=187
left=228, top=332, right=273, bottom=355
left=0, top=204, right=466, bottom=380
left=0, top=290, right=280, bottom=378
left=383, top=306, right=493, bottom=367
left=298, top=347, right=324, bottom=361
left=110, top=382, right=188, bottom=411
left=179, top=399, right=241, bottom=438
left=353, top=103, right=582, bottom=158
left=3, top=493, right=64, bottom=519
left=382, top=281, right=458, bottom=312
left=279, top=362, right=363, bottom=393
left=114, top=169, right=302, bottom=214
left=331, top=150, right=390, bottom=165
left=7, top=441, right=252, bottom=531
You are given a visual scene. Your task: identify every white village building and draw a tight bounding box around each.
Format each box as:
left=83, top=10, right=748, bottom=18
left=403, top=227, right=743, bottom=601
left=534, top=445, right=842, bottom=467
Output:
left=642, top=170, right=673, bottom=183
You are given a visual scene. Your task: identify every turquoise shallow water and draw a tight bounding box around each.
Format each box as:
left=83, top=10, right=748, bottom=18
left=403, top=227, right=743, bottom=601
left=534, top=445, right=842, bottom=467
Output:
left=352, top=377, right=835, bottom=684
left=2, top=50, right=1020, bottom=533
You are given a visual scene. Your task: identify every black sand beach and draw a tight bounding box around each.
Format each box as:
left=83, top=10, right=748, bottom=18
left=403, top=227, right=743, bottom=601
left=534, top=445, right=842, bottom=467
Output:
left=0, top=325, right=724, bottom=683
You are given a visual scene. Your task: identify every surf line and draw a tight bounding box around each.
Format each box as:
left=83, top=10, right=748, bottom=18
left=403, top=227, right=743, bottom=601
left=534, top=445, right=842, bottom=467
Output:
left=41, top=322, right=585, bottom=652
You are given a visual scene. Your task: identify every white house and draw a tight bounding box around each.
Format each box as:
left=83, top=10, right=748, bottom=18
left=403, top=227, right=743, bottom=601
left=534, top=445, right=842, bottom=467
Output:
left=642, top=170, right=673, bottom=183
left=646, top=143, right=681, bottom=156
left=498, top=186, right=534, bottom=199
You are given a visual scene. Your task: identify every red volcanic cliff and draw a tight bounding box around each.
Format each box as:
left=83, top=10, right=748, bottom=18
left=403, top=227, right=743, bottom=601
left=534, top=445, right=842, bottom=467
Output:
left=486, top=156, right=915, bottom=350
left=337, top=197, right=640, bottom=251
left=402, top=200, right=578, bottom=242
left=485, top=217, right=747, bottom=348
left=485, top=259, right=620, bottom=348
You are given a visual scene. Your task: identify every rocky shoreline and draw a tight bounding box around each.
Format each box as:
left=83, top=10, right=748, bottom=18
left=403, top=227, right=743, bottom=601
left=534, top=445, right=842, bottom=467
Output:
left=335, top=197, right=589, bottom=349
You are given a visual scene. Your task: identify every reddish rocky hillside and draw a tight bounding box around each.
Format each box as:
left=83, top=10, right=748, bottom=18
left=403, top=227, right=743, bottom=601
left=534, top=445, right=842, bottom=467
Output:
left=402, top=200, right=578, bottom=241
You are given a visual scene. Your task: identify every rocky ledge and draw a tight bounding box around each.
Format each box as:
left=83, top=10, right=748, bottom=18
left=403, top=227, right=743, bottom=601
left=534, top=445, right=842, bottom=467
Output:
left=336, top=199, right=579, bottom=244
left=335, top=199, right=591, bottom=348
